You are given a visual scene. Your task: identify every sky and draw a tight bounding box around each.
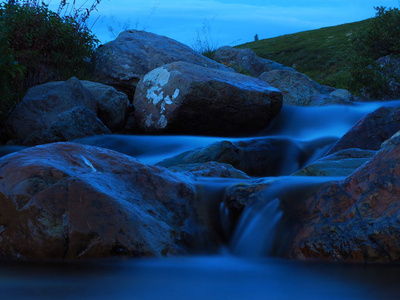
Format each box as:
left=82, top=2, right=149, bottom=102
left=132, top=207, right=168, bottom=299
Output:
left=48, top=0, right=400, bottom=49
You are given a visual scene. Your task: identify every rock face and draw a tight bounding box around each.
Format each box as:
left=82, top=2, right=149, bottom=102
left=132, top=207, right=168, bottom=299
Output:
left=0, top=143, right=208, bottom=260
left=134, top=61, right=283, bottom=136
left=259, top=70, right=353, bottom=106
left=213, top=46, right=294, bottom=77
left=287, top=133, right=400, bottom=262
left=81, top=80, right=129, bottom=131
left=327, top=106, right=400, bottom=154
left=293, top=148, right=376, bottom=177
left=5, top=77, right=110, bottom=145
left=93, top=30, right=229, bottom=99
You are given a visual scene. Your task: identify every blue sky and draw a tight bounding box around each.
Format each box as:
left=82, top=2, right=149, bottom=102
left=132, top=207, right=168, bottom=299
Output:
left=49, top=0, right=399, bottom=48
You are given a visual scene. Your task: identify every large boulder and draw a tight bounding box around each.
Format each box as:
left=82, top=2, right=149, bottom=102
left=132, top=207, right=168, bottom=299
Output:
left=81, top=80, right=129, bottom=131
left=213, top=46, right=294, bottom=77
left=327, top=106, right=400, bottom=154
left=259, top=69, right=353, bottom=106
left=0, top=142, right=209, bottom=260
left=288, top=132, right=400, bottom=262
left=93, top=30, right=229, bottom=99
left=134, top=61, right=283, bottom=136
left=5, top=77, right=110, bottom=145
left=293, top=148, right=376, bottom=177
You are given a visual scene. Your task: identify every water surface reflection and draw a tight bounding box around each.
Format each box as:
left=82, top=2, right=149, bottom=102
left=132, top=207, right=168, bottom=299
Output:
left=1, top=256, right=399, bottom=299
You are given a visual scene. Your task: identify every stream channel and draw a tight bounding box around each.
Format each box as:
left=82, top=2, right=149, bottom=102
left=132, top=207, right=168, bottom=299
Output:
left=2, top=101, right=400, bottom=299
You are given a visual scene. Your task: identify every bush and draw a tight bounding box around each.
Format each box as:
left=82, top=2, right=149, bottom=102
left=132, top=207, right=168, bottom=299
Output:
left=347, top=7, right=400, bottom=99
left=0, top=0, right=100, bottom=123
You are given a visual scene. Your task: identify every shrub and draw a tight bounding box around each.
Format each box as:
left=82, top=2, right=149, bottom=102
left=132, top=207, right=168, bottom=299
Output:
left=0, top=0, right=100, bottom=123
left=347, top=7, right=400, bottom=99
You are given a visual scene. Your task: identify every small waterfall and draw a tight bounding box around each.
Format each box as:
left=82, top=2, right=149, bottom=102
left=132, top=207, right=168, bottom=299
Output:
left=228, top=176, right=344, bottom=258
left=230, top=198, right=283, bottom=257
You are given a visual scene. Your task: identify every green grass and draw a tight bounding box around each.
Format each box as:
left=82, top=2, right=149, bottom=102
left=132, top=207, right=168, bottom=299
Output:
left=236, top=19, right=372, bottom=91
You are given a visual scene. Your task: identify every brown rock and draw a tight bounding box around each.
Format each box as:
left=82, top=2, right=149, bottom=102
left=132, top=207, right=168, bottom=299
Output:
left=327, top=106, right=400, bottom=154
left=288, top=132, right=400, bottom=262
left=0, top=143, right=208, bottom=260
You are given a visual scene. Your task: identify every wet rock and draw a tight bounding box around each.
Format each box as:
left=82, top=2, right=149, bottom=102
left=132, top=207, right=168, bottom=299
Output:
left=288, top=132, right=400, bottom=262
left=293, top=148, right=376, bottom=177
left=0, top=142, right=209, bottom=260
left=157, top=137, right=321, bottom=177
left=5, top=77, right=110, bottom=145
left=213, top=46, right=294, bottom=77
left=165, top=161, right=250, bottom=179
left=81, top=81, right=129, bottom=131
left=134, top=61, right=282, bottom=136
left=93, top=30, right=229, bottom=99
left=327, top=106, right=400, bottom=154
left=222, top=179, right=275, bottom=232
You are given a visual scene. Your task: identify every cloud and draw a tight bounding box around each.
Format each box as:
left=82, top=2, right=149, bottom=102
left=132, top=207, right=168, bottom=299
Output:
left=53, top=0, right=399, bottom=46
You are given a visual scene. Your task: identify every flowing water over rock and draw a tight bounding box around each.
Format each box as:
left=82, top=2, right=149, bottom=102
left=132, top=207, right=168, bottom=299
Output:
left=2, top=100, right=400, bottom=299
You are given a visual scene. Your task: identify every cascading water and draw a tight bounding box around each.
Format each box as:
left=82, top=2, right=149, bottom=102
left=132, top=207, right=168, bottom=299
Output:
left=2, top=101, right=400, bottom=299
left=230, top=197, right=283, bottom=257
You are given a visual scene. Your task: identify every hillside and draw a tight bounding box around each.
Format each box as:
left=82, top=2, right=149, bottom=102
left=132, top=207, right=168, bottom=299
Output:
left=236, top=19, right=371, bottom=90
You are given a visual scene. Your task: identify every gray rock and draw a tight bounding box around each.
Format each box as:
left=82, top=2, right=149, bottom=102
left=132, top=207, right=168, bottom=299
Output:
left=6, top=77, right=110, bottom=145
left=259, top=70, right=354, bottom=106
left=293, top=148, right=376, bottom=177
left=134, top=61, right=282, bottom=136
left=259, top=69, right=321, bottom=106
left=213, top=46, right=294, bottom=77
left=81, top=81, right=129, bottom=131
left=93, top=30, right=230, bottom=99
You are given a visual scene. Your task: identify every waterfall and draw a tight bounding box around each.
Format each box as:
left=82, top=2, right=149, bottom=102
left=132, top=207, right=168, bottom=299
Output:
left=230, top=197, right=283, bottom=257
left=227, top=176, right=344, bottom=258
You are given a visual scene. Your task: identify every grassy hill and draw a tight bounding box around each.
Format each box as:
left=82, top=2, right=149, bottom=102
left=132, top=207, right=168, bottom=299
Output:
left=236, top=19, right=371, bottom=91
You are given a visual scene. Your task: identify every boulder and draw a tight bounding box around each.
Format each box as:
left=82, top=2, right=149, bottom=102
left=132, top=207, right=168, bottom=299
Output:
left=134, top=61, right=283, bottom=136
left=81, top=81, right=129, bottom=131
left=5, top=77, right=110, bottom=145
left=165, top=161, right=250, bottom=179
left=259, top=69, right=353, bottom=106
left=93, top=30, right=229, bottom=99
left=157, top=137, right=333, bottom=177
left=213, top=46, right=294, bottom=77
left=0, top=142, right=209, bottom=260
left=293, top=148, right=376, bottom=177
left=288, top=132, right=400, bottom=262
left=327, top=106, right=400, bottom=154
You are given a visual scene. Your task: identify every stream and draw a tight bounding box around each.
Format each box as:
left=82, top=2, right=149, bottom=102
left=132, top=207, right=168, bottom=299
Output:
left=2, top=100, right=400, bottom=299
